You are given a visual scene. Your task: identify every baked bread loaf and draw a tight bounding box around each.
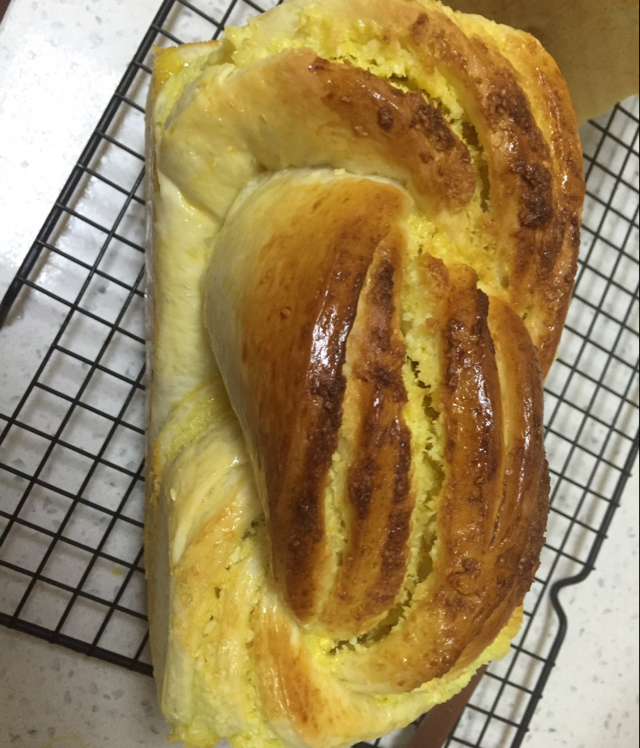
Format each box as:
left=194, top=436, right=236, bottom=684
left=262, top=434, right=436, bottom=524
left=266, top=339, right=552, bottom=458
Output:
left=144, top=1, right=585, bottom=746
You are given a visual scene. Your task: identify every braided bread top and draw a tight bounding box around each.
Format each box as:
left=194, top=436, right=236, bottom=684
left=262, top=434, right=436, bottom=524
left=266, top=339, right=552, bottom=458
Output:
left=145, top=1, right=584, bottom=746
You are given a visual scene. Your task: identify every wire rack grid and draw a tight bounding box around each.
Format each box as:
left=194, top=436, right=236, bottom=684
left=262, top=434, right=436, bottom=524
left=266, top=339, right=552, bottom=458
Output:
left=0, top=1, right=637, bottom=747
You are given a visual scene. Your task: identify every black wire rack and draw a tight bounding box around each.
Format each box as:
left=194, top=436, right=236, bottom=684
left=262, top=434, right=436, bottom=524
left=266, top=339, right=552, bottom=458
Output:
left=0, top=1, right=638, bottom=746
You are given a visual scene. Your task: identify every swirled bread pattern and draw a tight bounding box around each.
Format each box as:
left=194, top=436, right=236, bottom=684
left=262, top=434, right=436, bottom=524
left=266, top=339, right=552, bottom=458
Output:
left=145, top=1, right=585, bottom=746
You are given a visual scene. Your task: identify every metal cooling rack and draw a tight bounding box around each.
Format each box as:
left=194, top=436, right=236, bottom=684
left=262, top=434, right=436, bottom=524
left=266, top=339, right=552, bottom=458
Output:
left=0, top=0, right=637, bottom=746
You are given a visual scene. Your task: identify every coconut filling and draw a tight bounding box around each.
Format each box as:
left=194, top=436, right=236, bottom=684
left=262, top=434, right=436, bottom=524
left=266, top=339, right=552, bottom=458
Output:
left=315, top=209, right=447, bottom=654
left=369, top=229, right=447, bottom=640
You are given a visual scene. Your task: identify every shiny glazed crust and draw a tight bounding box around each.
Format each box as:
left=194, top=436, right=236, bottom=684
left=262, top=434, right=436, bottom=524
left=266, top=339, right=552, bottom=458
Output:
left=144, top=1, right=585, bottom=746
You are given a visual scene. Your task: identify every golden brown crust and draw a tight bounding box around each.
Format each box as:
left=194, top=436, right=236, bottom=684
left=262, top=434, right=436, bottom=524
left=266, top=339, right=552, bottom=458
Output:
left=319, top=236, right=414, bottom=637
left=400, top=0, right=583, bottom=374
left=206, top=167, right=550, bottom=693
left=233, top=178, right=413, bottom=623
left=296, top=0, right=583, bottom=374
left=158, top=13, right=584, bottom=371
left=332, top=257, right=547, bottom=692
left=308, top=55, right=476, bottom=211
left=158, top=47, right=476, bottom=219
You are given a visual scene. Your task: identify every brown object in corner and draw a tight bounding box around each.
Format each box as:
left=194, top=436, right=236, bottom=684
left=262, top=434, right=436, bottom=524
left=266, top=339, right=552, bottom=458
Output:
left=0, top=0, right=12, bottom=23
left=409, top=667, right=487, bottom=748
left=441, top=0, right=639, bottom=122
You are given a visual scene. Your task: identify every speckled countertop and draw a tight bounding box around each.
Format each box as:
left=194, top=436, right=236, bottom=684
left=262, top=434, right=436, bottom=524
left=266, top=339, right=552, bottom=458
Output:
left=0, top=1, right=638, bottom=747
